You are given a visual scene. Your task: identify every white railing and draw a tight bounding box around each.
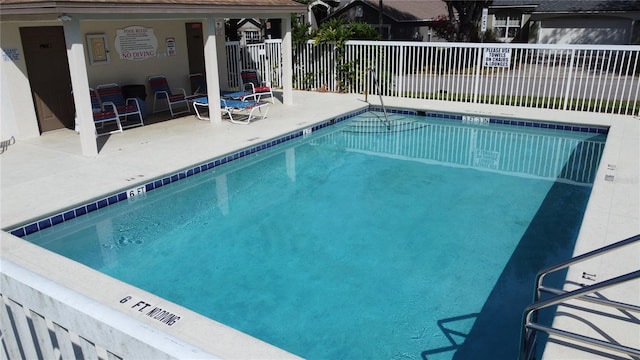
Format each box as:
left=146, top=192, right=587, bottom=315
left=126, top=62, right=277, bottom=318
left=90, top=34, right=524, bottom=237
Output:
left=293, top=41, right=337, bottom=91
left=232, top=39, right=640, bottom=116
left=231, top=39, right=283, bottom=89
left=339, top=41, right=639, bottom=116
left=0, top=260, right=212, bottom=360
left=226, top=41, right=242, bottom=90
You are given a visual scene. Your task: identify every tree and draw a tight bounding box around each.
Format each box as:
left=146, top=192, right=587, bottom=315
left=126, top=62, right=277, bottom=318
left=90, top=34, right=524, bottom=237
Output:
left=442, top=0, right=492, bottom=42
left=313, top=19, right=380, bottom=44
left=225, top=19, right=241, bottom=41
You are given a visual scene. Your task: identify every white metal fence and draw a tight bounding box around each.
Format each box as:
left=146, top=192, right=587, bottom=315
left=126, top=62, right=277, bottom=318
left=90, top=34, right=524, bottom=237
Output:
left=227, top=39, right=283, bottom=90
left=233, top=40, right=640, bottom=116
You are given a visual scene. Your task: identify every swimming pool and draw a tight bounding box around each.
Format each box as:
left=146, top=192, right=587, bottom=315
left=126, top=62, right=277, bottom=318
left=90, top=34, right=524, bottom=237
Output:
left=19, top=109, right=607, bottom=359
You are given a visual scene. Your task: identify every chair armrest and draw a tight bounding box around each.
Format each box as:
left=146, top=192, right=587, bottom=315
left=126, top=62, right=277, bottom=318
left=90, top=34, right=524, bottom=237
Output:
left=102, top=101, right=117, bottom=112
left=125, top=97, right=141, bottom=108
left=172, top=88, right=187, bottom=97
left=243, top=83, right=256, bottom=93
left=241, top=93, right=261, bottom=102
left=153, top=90, right=170, bottom=99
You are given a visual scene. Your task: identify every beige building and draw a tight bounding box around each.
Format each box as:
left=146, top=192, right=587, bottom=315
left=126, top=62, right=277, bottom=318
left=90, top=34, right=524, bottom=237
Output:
left=488, top=0, right=640, bottom=44
left=0, top=0, right=305, bottom=156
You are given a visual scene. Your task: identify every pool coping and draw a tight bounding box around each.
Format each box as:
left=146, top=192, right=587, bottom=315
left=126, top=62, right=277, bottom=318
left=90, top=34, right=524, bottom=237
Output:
left=1, top=92, right=638, bottom=359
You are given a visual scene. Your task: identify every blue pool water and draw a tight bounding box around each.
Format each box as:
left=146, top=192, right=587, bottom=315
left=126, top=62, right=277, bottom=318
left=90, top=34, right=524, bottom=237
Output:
left=24, top=111, right=606, bottom=359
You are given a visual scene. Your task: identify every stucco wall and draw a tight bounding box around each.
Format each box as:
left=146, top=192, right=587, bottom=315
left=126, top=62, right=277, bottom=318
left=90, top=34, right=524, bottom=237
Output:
left=1, top=21, right=48, bottom=140
left=538, top=16, right=632, bottom=44
left=83, top=20, right=195, bottom=110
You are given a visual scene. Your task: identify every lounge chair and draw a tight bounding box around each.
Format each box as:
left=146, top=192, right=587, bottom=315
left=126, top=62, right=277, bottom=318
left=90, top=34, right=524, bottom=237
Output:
left=95, top=83, right=144, bottom=129
left=240, top=69, right=274, bottom=103
left=191, top=96, right=269, bottom=124
left=189, top=73, right=207, bottom=95
left=148, top=75, right=190, bottom=117
left=222, top=90, right=257, bottom=101
left=90, top=88, right=123, bottom=137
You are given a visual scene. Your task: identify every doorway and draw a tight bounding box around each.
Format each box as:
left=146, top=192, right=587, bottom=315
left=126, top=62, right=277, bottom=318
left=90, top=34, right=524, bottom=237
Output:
left=20, top=26, right=75, bottom=133
left=185, top=22, right=205, bottom=94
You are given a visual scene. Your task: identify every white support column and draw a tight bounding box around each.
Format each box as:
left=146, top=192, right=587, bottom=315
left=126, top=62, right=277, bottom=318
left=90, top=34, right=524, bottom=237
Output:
left=63, top=17, right=98, bottom=156
left=281, top=16, right=294, bottom=105
left=215, top=21, right=229, bottom=92
left=204, top=16, right=222, bottom=124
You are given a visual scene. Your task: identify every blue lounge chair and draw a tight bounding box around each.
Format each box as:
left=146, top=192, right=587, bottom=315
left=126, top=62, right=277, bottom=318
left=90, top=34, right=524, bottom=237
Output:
left=191, top=96, right=269, bottom=124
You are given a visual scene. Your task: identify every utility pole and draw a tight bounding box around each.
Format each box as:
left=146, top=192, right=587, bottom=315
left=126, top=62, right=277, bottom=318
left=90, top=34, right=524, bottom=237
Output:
left=378, top=0, right=383, bottom=38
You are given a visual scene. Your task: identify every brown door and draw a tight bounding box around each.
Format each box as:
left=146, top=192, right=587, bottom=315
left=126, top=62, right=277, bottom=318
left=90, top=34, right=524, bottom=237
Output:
left=20, top=26, right=75, bottom=133
left=185, top=22, right=205, bottom=93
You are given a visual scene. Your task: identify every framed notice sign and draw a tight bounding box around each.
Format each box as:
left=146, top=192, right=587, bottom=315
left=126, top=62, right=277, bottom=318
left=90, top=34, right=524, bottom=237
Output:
left=87, top=34, right=110, bottom=65
left=115, top=26, right=158, bottom=61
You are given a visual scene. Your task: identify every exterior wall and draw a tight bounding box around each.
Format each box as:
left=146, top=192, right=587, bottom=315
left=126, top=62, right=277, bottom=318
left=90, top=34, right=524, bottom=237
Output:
left=633, top=20, right=640, bottom=44
left=418, top=26, right=447, bottom=42
left=83, top=20, right=194, bottom=108
left=537, top=16, right=632, bottom=45
left=0, top=21, right=50, bottom=140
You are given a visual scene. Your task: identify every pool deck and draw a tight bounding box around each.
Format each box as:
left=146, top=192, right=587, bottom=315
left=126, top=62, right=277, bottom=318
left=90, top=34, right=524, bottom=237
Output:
left=1, top=90, right=639, bottom=359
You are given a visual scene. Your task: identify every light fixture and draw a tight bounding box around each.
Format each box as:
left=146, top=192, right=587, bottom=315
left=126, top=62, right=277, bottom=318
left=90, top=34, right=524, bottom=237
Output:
left=57, top=13, right=72, bottom=22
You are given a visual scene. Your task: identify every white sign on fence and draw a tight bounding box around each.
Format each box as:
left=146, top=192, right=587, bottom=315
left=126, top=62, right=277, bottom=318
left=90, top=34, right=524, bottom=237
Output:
left=483, top=48, right=511, bottom=68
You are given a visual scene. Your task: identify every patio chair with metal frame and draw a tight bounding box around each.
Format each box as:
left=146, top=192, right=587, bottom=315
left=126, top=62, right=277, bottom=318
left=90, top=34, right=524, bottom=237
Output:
left=95, top=83, right=144, bottom=129
left=90, top=88, right=123, bottom=137
left=240, top=69, right=274, bottom=104
left=148, top=75, right=191, bottom=117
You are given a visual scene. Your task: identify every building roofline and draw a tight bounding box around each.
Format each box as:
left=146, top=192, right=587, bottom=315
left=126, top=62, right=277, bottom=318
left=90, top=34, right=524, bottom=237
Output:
left=0, top=0, right=306, bottom=19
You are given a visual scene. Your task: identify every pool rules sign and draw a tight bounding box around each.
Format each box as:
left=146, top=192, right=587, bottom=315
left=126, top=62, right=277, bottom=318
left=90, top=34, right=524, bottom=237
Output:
left=483, top=48, right=512, bottom=68
left=115, top=26, right=158, bottom=60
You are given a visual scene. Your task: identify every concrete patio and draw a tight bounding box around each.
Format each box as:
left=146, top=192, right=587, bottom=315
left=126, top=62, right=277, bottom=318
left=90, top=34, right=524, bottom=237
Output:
left=1, top=90, right=638, bottom=359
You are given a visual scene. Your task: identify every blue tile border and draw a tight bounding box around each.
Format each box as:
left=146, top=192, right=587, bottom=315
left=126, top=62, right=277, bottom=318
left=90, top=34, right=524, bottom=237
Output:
left=8, top=105, right=608, bottom=238
left=422, top=111, right=608, bottom=134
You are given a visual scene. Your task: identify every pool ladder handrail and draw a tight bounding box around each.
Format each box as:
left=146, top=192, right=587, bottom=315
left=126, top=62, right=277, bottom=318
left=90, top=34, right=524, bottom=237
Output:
left=519, top=233, right=640, bottom=360
left=369, top=69, right=391, bottom=131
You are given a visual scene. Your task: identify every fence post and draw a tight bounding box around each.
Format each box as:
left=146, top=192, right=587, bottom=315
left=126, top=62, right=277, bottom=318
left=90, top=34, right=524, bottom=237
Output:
left=334, top=42, right=339, bottom=91
left=397, top=45, right=404, bottom=97
left=562, top=48, right=576, bottom=111
left=473, top=45, right=483, bottom=104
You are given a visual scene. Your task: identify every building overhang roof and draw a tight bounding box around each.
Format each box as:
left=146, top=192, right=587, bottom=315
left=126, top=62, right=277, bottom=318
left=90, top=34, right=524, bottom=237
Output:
left=0, top=0, right=306, bottom=21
